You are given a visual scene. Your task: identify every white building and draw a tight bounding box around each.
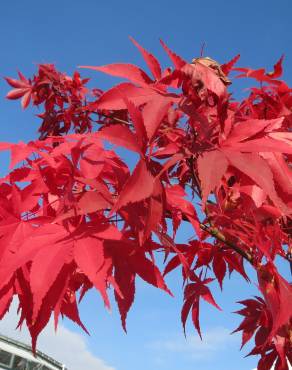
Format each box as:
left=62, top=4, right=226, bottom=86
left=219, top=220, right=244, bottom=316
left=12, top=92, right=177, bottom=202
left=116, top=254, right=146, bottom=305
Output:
left=0, top=334, right=67, bottom=370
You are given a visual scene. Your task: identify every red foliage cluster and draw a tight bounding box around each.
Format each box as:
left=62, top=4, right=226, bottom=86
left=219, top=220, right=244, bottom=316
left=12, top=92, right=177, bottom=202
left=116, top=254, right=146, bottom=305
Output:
left=2, top=38, right=292, bottom=369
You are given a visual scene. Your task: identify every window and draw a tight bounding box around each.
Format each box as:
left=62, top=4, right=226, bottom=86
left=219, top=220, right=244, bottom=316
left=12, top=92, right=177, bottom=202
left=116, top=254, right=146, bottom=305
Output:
left=27, top=362, right=42, bottom=370
left=12, top=358, right=44, bottom=370
left=12, top=355, right=27, bottom=370
left=0, top=349, right=12, bottom=366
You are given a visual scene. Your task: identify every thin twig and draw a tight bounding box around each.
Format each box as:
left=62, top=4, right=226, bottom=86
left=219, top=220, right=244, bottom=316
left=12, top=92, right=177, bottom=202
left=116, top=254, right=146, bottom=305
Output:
left=91, top=111, right=131, bottom=126
left=199, top=223, right=253, bottom=263
left=186, top=156, right=202, bottom=198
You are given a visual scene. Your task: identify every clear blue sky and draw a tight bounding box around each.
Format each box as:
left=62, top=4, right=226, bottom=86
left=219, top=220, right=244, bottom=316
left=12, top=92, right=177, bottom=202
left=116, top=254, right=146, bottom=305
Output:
left=0, top=1, right=292, bottom=370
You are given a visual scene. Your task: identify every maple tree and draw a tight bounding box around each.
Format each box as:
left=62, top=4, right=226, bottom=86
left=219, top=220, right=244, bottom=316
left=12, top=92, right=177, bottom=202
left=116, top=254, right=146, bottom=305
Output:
left=1, top=38, right=292, bottom=369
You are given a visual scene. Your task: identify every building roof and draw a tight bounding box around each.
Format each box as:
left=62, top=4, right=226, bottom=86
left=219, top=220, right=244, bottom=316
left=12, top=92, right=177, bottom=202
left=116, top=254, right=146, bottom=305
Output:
left=0, top=334, right=65, bottom=369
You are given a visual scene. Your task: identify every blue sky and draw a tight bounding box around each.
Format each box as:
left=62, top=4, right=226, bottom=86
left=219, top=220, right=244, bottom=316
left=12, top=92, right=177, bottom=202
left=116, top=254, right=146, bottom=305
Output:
left=0, top=1, right=292, bottom=370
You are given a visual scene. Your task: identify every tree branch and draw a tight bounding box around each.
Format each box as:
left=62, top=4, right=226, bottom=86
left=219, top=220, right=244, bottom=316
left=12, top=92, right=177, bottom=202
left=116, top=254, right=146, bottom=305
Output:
left=183, top=158, right=253, bottom=262
left=198, top=223, right=253, bottom=263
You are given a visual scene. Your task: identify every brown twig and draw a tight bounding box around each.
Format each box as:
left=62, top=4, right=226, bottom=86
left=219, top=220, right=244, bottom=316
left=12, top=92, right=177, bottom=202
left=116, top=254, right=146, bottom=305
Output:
left=91, top=111, right=131, bottom=126
left=198, top=223, right=253, bottom=263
